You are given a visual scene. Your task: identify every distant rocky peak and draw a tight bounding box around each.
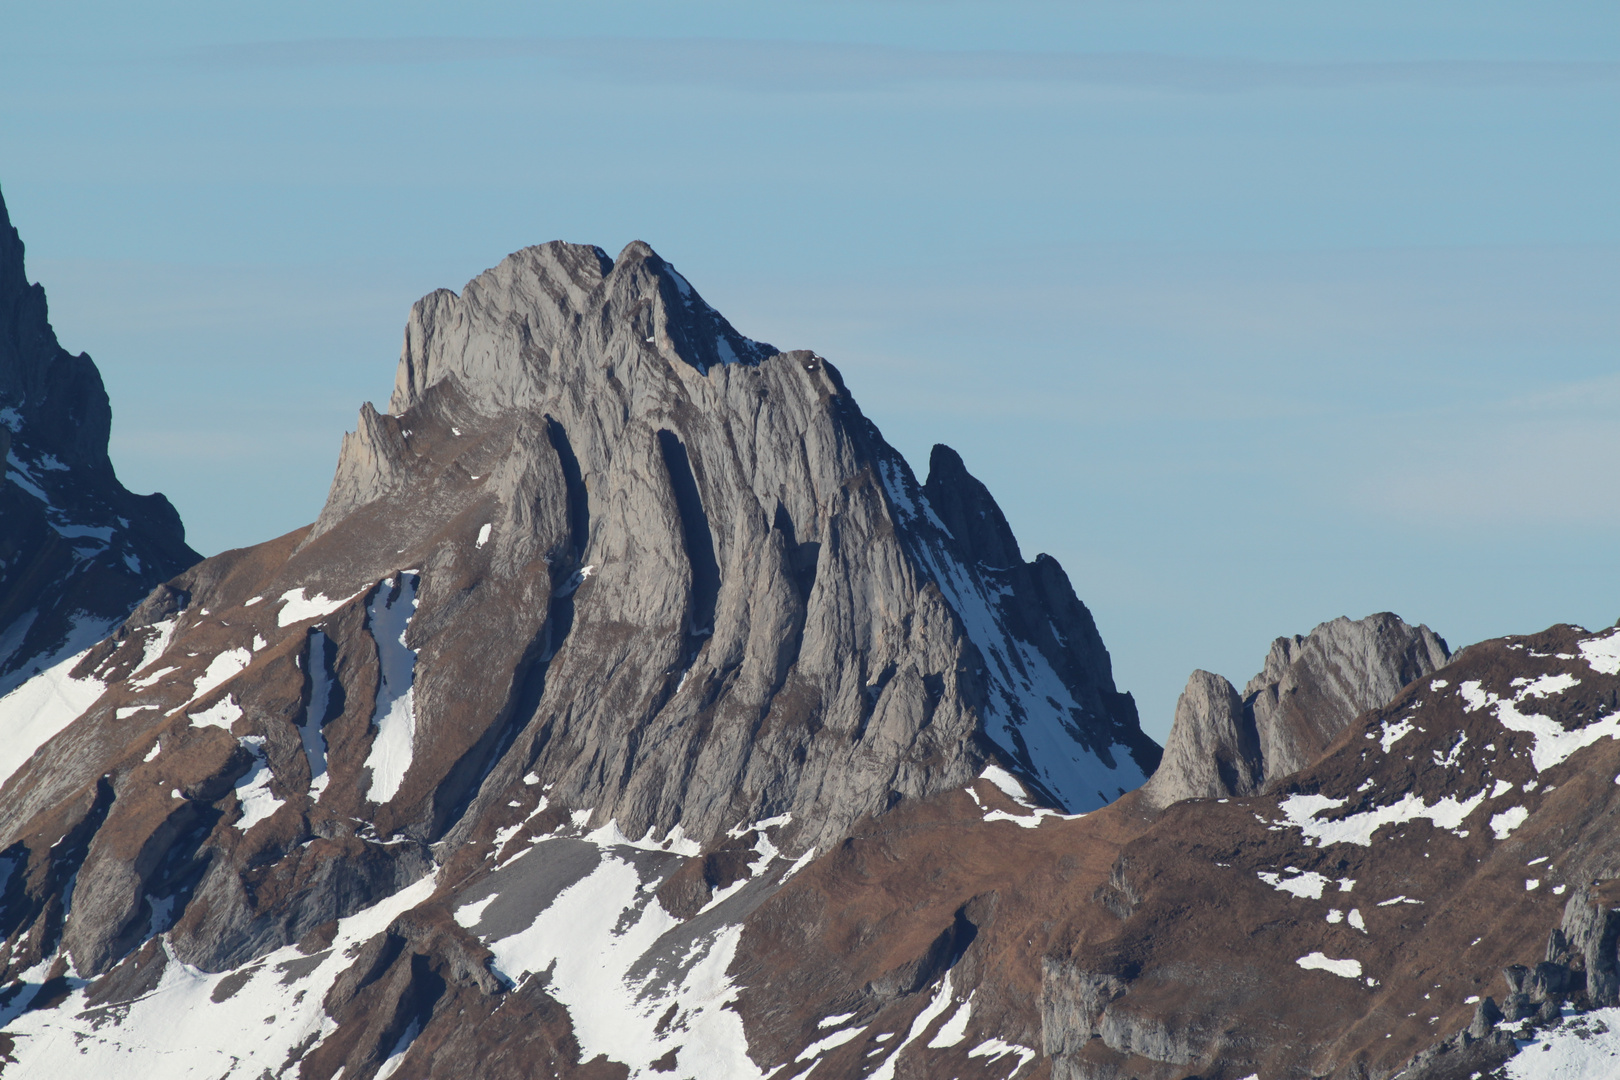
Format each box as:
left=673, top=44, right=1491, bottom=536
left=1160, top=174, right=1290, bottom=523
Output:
left=1144, top=611, right=1450, bottom=807
left=0, top=188, right=108, bottom=471
left=388, top=239, right=776, bottom=420
left=277, top=235, right=1157, bottom=861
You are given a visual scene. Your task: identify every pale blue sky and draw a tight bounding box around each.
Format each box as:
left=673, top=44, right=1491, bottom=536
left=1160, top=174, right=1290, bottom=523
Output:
left=3, top=2, right=1616, bottom=739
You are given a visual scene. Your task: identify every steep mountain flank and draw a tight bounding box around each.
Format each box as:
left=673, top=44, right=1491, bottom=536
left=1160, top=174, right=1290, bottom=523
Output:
left=0, top=187, right=199, bottom=697
left=2, top=225, right=1613, bottom=1080
left=0, top=239, right=1155, bottom=1078
left=1143, top=613, right=1450, bottom=806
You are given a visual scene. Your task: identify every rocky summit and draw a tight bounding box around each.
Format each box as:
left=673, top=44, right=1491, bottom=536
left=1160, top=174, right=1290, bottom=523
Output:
left=3, top=205, right=1620, bottom=1080
left=0, top=187, right=198, bottom=705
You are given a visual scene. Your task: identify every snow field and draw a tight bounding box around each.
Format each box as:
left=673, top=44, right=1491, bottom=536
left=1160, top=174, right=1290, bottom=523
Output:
left=461, top=840, right=763, bottom=1080
left=0, top=874, right=439, bottom=1078
left=0, top=633, right=107, bottom=786
left=1504, top=1007, right=1620, bottom=1078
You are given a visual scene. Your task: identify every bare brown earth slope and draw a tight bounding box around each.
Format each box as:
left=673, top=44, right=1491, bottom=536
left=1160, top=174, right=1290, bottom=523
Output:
left=2, top=234, right=1618, bottom=1080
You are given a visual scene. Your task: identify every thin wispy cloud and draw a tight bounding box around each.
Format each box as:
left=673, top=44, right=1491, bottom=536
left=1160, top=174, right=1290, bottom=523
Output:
left=181, top=37, right=1620, bottom=94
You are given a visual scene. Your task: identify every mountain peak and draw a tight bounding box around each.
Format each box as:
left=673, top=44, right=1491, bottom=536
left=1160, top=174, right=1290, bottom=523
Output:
left=0, top=185, right=29, bottom=298
left=388, top=239, right=775, bottom=420
left=0, top=185, right=199, bottom=691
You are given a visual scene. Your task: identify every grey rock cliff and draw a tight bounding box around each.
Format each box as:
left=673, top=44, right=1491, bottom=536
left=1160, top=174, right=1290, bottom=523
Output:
left=1144, top=612, right=1449, bottom=805
left=301, top=239, right=1158, bottom=856
left=0, top=185, right=199, bottom=693
left=0, top=237, right=1157, bottom=988
left=1246, top=612, right=1451, bottom=780
left=1140, top=669, right=1261, bottom=806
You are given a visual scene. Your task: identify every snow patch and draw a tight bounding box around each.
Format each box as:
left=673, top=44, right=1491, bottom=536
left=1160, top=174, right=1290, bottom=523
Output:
left=189, top=648, right=252, bottom=704
left=927, top=991, right=974, bottom=1048
left=189, top=696, right=242, bottom=731
left=1296, top=952, right=1363, bottom=978
left=587, top=819, right=704, bottom=858
left=1514, top=672, right=1582, bottom=698
left=363, top=575, right=421, bottom=804
left=1257, top=869, right=1332, bottom=901
left=1578, top=629, right=1620, bottom=676
left=1380, top=717, right=1416, bottom=752
left=1432, top=732, right=1468, bottom=768
left=796, top=1024, right=864, bottom=1062
left=965, top=1038, right=1037, bottom=1073
left=1492, top=805, right=1530, bottom=839
left=1457, top=679, right=1620, bottom=773
left=277, top=586, right=362, bottom=628
left=980, top=764, right=1029, bottom=803
left=231, top=737, right=283, bottom=831
left=1505, top=1005, right=1620, bottom=1078
left=1276, top=790, right=1486, bottom=847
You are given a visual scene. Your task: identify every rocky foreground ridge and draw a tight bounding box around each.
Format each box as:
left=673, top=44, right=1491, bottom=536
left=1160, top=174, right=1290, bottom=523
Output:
left=3, top=211, right=1620, bottom=1080
left=0, top=186, right=198, bottom=700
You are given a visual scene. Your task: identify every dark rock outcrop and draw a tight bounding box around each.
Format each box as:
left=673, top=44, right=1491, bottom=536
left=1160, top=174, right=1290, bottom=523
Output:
left=0, top=185, right=198, bottom=694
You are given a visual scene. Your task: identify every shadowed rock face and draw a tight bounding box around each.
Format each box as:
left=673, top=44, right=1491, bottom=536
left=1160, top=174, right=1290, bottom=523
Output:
left=1144, top=613, right=1450, bottom=806
left=0, top=237, right=1154, bottom=999
left=0, top=186, right=199, bottom=694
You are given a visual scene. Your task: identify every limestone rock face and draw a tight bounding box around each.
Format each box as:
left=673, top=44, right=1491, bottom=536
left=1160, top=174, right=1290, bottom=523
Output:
left=0, top=186, right=199, bottom=695
left=7, top=217, right=1620, bottom=1080
left=0, top=236, right=1155, bottom=1002
left=1139, top=670, right=1260, bottom=806
left=1145, top=612, right=1449, bottom=805
left=1245, top=612, right=1451, bottom=781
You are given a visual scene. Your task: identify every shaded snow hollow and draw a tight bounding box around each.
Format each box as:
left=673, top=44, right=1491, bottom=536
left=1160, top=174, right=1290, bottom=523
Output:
left=362, top=573, right=421, bottom=803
